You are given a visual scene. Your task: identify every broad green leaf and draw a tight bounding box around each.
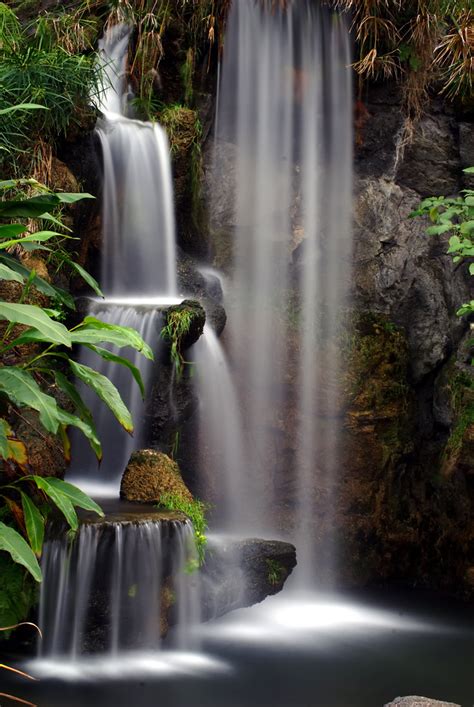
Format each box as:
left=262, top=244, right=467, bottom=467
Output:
left=465, top=197, right=474, bottom=206
left=86, top=345, right=145, bottom=397
left=0, top=255, right=75, bottom=309
left=56, top=407, right=102, bottom=460
left=469, top=263, right=474, bottom=276
left=460, top=220, right=474, bottom=235
left=0, top=224, right=27, bottom=239
left=426, top=223, right=452, bottom=236
left=0, top=179, right=40, bottom=190
left=0, top=193, right=93, bottom=219
left=69, top=359, right=134, bottom=434
left=44, top=479, right=104, bottom=518
left=72, top=317, right=153, bottom=359
left=0, top=368, right=60, bottom=434
left=30, top=476, right=78, bottom=531
left=0, top=230, right=66, bottom=251
left=68, top=261, right=103, bottom=297
left=54, top=373, right=102, bottom=460
left=463, top=167, right=474, bottom=174
left=0, top=522, right=42, bottom=582
left=0, top=264, right=24, bottom=284
left=20, top=494, right=44, bottom=557
left=0, top=302, right=71, bottom=347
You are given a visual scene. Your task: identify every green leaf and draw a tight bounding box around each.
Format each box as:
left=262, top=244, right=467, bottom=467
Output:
left=469, top=263, right=474, bottom=276
left=30, top=476, right=78, bottom=531
left=72, top=317, right=153, bottom=359
left=0, top=368, right=60, bottom=434
left=53, top=372, right=102, bottom=460
left=0, top=522, right=42, bottom=582
left=465, top=197, right=474, bottom=206
left=0, top=193, right=93, bottom=219
left=0, top=302, right=71, bottom=347
left=0, top=230, right=65, bottom=251
left=56, top=407, right=102, bottom=461
left=68, top=261, right=103, bottom=297
left=0, top=264, right=24, bottom=284
left=85, top=345, right=145, bottom=397
left=69, top=359, right=134, bottom=434
left=0, top=104, right=47, bottom=116
left=463, top=167, right=474, bottom=174
left=0, top=224, right=27, bottom=239
left=426, top=223, right=453, bottom=236
left=0, top=255, right=75, bottom=309
left=20, top=494, right=44, bottom=557
left=44, top=479, right=103, bottom=518
left=460, top=220, right=474, bottom=235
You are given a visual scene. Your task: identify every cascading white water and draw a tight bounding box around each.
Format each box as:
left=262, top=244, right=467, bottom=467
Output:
left=38, top=518, right=200, bottom=657
left=68, top=24, right=180, bottom=493
left=191, top=326, right=249, bottom=531
left=211, top=0, right=353, bottom=579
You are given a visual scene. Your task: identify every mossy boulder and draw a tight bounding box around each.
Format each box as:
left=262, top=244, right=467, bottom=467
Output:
left=163, top=299, right=206, bottom=352
left=120, top=449, right=194, bottom=504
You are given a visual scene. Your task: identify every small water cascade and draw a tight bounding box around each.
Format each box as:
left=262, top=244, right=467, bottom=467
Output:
left=212, top=0, right=353, bottom=579
left=38, top=515, right=200, bottom=657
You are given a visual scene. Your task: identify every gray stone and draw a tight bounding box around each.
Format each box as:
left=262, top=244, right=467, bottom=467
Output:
left=395, top=114, right=460, bottom=197
left=353, top=176, right=469, bottom=381
left=200, top=536, right=297, bottom=621
left=384, top=698, right=460, bottom=707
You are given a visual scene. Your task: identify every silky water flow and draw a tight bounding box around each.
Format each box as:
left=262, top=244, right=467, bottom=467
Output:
left=38, top=23, right=199, bottom=662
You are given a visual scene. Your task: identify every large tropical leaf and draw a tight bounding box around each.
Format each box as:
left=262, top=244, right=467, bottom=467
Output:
left=86, top=345, right=145, bottom=397
left=68, top=260, right=103, bottom=297
left=71, top=317, right=153, bottom=359
left=0, top=255, right=75, bottom=309
left=0, top=230, right=66, bottom=251
left=0, top=263, right=24, bottom=284
left=0, top=224, right=27, bottom=239
left=20, top=494, right=44, bottom=557
left=55, top=406, right=102, bottom=460
left=0, top=522, right=42, bottom=582
left=0, top=193, right=94, bottom=219
left=44, top=479, right=103, bottom=518
left=30, top=477, right=78, bottom=531
left=0, top=368, right=60, bottom=434
left=69, top=359, right=134, bottom=434
left=0, top=303, right=71, bottom=347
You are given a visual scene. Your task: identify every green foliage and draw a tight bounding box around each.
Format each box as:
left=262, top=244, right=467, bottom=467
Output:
left=0, top=179, right=153, bottom=600
left=158, top=492, right=208, bottom=565
left=161, top=308, right=193, bottom=380
left=266, top=558, right=285, bottom=586
left=0, top=3, right=101, bottom=170
left=410, top=167, right=474, bottom=319
left=0, top=554, right=36, bottom=633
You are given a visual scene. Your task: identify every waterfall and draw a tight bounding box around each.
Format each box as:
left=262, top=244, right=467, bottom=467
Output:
left=38, top=517, right=200, bottom=657
left=68, top=24, right=180, bottom=494
left=211, top=0, right=353, bottom=581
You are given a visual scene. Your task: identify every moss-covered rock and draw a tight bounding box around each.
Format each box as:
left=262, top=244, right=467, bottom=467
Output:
left=162, top=299, right=206, bottom=353
left=120, top=449, right=194, bottom=504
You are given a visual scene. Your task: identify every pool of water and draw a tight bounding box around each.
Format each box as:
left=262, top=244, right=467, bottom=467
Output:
left=4, top=589, right=474, bottom=707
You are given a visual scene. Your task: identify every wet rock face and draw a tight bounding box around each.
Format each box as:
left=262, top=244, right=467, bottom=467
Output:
left=200, top=537, right=297, bottom=621
left=120, top=449, right=194, bottom=504
left=162, top=299, right=206, bottom=352
left=384, top=698, right=460, bottom=707
left=352, top=177, right=469, bottom=382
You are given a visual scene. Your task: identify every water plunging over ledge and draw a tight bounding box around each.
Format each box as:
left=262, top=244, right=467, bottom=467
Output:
left=211, top=0, right=353, bottom=582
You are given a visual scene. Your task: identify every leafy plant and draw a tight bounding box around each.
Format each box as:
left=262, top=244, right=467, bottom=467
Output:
left=160, top=307, right=193, bottom=380
left=410, top=166, right=474, bottom=318
left=266, top=558, right=285, bottom=586
left=158, top=491, right=208, bottom=565
left=0, top=3, right=101, bottom=170
left=0, top=182, right=153, bottom=599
